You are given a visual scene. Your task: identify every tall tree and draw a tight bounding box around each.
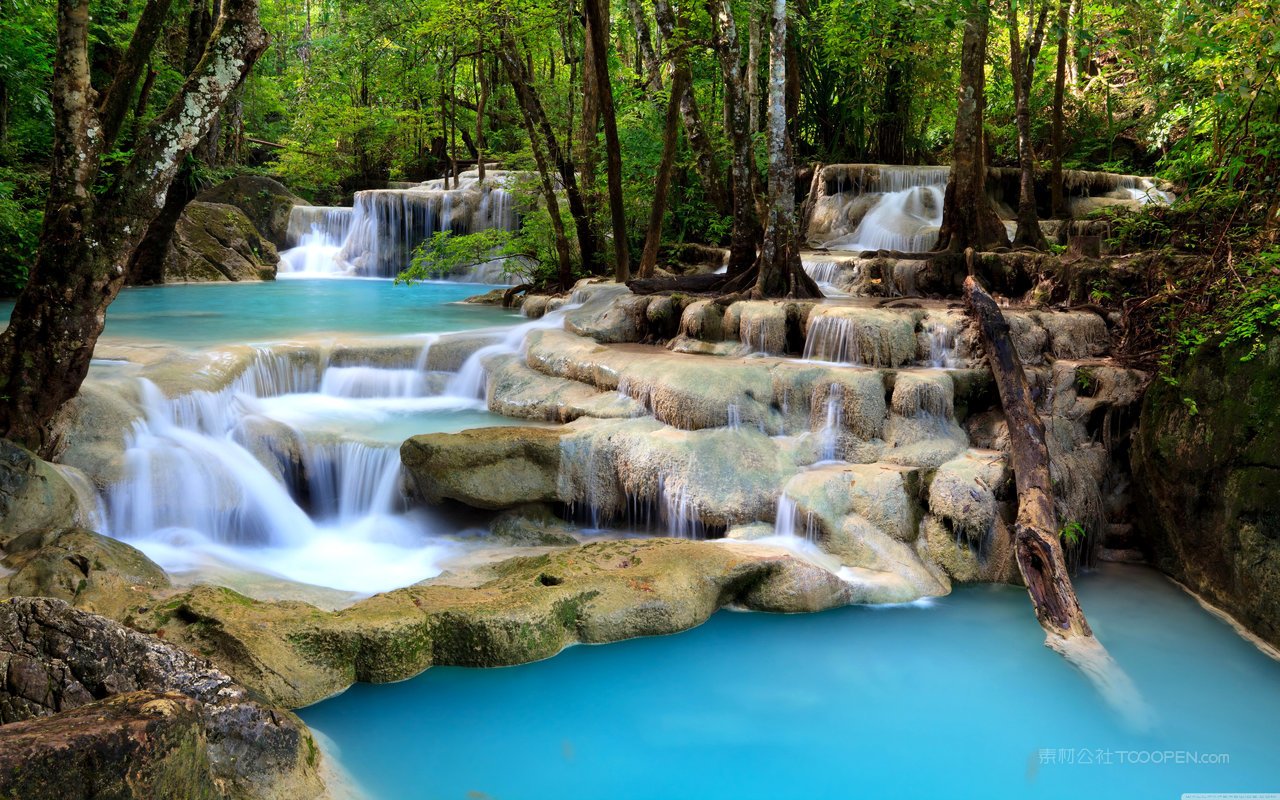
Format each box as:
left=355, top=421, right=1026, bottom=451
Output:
left=583, top=0, right=631, bottom=281
left=754, top=0, right=821, bottom=298
left=497, top=27, right=575, bottom=289
left=1007, top=0, right=1050, bottom=248
left=638, top=46, right=688, bottom=277
left=1049, top=0, right=1071, bottom=217
left=935, top=0, right=1010, bottom=253
left=706, top=0, right=762, bottom=272
left=652, top=0, right=731, bottom=216
left=0, top=0, right=268, bottom=453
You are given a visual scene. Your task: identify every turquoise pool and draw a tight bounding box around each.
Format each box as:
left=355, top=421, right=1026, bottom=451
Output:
left=1, top=277, right=520, bottom=346
left=300, top=565, right=1280, bottom=799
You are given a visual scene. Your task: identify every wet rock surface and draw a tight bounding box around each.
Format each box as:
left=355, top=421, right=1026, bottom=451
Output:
left=1133, top=327, right=1280, bottom=648
left=165, top=201, right=279, bottom=283
left=0, top=597, right=325, bottom=798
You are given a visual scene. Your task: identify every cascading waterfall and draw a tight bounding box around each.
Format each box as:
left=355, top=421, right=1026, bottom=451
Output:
left=279, top=169, right=521, bottom=280
left=101, top=342, right=509, bottom=594
left=774, top=494, right=819, bottom=543
left=818, top=383, right=845, bottom=462
left=809, top=166, right=950, bottom=252
left=924, top=319, right=961, bottom=368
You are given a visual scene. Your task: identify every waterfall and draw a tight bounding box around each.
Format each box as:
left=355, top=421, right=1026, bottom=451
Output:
left=818, top=383, right=844, bottom=462
left=808, top=166, right=949, bottom=253
left=924, top=319, right=960, bottom=368
left=279, top=169, right=522, bottom=280
left=774, top=494, right=818, bottom=542
left=100, top=344, right=497, bottom=594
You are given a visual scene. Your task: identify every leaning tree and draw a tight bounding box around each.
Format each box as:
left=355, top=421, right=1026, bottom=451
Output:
left=0, top=0, right=269, bottom=454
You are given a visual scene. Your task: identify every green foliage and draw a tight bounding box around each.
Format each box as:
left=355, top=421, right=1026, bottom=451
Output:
left=1059, top=520, right=1086, bottom=546
left=0, top=167, right=44, bottom=296
left=398, top=229, right=515, bottom=283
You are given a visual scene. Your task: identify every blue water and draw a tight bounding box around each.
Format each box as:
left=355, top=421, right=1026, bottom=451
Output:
left=301, top=565, right=1280, bottom=799
left=1, top=278, right=520, bottom=345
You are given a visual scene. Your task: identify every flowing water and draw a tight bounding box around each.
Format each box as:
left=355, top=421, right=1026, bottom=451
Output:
left=21, top=278, right=528, bottom=596
left=279, top=170, right=520, bottom=279
left=300, top=564, right=1280, bottom=799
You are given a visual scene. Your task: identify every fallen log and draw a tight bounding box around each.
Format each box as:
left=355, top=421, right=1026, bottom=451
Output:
left=963, top=274, right=1093, bottom=642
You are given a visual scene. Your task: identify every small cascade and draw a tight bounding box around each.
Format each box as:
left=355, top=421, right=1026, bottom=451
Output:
left=924, top=319, right=961, bottom=368
left=319, top=367, right=429, bottom=399
left=447, top=298, right=581, bottom=399
left=726, top=404, right=742, bottom=430
left=100, top=343, right=490, bottom=593
left=279, top=169, right=522, bottom=279
left=818, top=383, right=844, bottom=462
left=657, top=476, right=706, bottom=540
left=774, top=494, right=819, bottom=542
left=803, top=315, right=898, bottom=366
left=808, top=165, right=949, bottom=252
left=300, top=441, right=404, bottom=522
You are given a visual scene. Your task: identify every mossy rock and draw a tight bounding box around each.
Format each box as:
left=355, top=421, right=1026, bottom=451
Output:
left=0, top=439, right=85, bottom=544
left=1132, top=325, right=1280, bottom=647
left=196, top=175, right=306, bottom=249
left=164, top=202, right=278, bottom=283
left=2, top=528, right=169, bottom=617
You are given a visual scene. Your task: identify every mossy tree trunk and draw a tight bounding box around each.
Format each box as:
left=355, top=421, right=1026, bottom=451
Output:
left=1007, top=0, right=1050, bottom=249
left=0, top=0, right=268, bottom=455
left=964, top=275, right=1093, bottom=642
left=936, top=0, right=1010, bottom=253
left=754, top=0, right=821, bottom=298
left=583, top=0, right=631, bottom=282
left=707, top=0, right=762, bottom=274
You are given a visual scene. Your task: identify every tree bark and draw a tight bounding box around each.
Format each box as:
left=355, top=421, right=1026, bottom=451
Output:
left=497, top=30, right=575, bottom=289
left=1007, top=0, right=1050, bottom=248
left=0, top=0, right=268, bottom=454
left=583, top=0, right=632, bottom=282
left=626, top=0, right=661, bottom=88
left=1049, top=0, right=1071, bottom=217
left=754, top=0, right=821, bottom=299
left=747, top=0, right=762, bottom=135
left=963, top=275, right=1093, bottom=642
left=706, top=0, right=762, bottom=273
left=638, top=65, right=688, bottom=278
left=652, top=0, right=730, bottom=217
left=935, top=0, right=1010, bottom=253
left=498, top=29, right=598, bottom=273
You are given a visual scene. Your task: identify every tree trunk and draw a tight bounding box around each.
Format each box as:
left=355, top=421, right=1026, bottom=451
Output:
left=652, top=0, right=731, bottom=217
left=0, top=0, right=268, bottom=454
left=498, top=29, right=598, bottom=273
left=626, top=0, right=660, bottom=88
left=638, top=66, right=688, bottom=278
left=963, top=274, right=1092, bottom=642
left=1008, top=0, right=1050, bottom=249
left=706, top=0, right=762, bottom=273
left=497, top=31, right=575, bottom=289
left=584, top=0, right=632, bottom=282
left=579, top=0, right=602, bottom=269
left=935, top=0, right=1009, bottom=253
left=476, top=49, right=489, bottom=182
left=754, top=0, right=821, bottom=299
left=747, top=0, right=762, bottom=135
left=1050, top=0, right=1071, bottom=217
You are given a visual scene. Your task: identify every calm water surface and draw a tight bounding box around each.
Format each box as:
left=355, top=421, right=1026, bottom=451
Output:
left=301, top=565, right=1280, bottom=800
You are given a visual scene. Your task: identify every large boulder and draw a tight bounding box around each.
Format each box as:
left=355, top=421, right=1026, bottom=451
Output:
left=196, top=175, right=306, bottom=249
left=1132, top=327, right=1280, bottom=648
left=164, top=201, right=279, bottom=283
left=1, top=439, right=86, bottom=542
left=2, top=528, right=169, bottom=617
left=0, top=597, right=325, bottom=798
left=401, top=426, right=564, bottom=509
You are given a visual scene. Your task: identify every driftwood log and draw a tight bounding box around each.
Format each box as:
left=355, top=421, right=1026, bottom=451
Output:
left=963, top=275, right=1094, bottom=643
